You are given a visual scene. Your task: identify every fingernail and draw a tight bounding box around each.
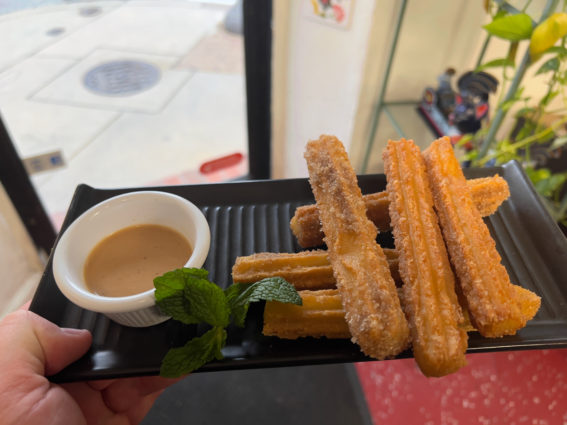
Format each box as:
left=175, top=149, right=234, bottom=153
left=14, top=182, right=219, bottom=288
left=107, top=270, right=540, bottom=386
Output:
left=62, top=327, right=89, bottom=336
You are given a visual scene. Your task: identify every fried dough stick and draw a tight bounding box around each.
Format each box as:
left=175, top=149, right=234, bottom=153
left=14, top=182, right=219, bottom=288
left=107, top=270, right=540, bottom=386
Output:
left=304, top=135, right=410, bottom=359
left=263, top=290, right=350, bottom=339
left=232, top=249, right=401, bottom=289
left=383, top=138, right=467, bottom=376
left=290, top=175, right=510, bottom=248
left=235, top=249, right=540, bottom=326
left=423, top=137, right=540, bottom=337
left=262, top=285, right=542, bottom=340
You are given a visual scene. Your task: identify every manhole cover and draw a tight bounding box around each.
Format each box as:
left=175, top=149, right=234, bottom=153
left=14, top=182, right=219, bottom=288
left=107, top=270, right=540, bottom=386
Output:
left=83, top=60, right=161, bottom=97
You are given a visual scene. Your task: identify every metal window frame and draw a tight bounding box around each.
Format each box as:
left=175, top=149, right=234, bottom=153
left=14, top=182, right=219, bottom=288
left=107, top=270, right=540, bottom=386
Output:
left=243, top=0, right=273, bottom=180
left=0, top=117, right=56, bottom=255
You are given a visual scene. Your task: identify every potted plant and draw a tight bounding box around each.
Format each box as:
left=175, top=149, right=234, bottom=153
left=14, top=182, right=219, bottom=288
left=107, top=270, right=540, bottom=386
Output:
left=460, top=1, right=567, bottom=232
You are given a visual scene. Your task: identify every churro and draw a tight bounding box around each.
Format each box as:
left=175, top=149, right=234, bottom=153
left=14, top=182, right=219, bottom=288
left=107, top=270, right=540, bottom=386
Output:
left=470, top=175, right=510, bottom=216
left=423, top=137, right=540, bottom=337
left=383, top=138, right=467, bottom=376
left=304, top=135, right=410, bottom=359
left=262, top=283, right=541, bottom=340
left=263, top=289, right=350, bottom=339
left=290, top=176, right=510, bottom=248
left=238, top=248, right=537, bottom=335
left=232, top=248, right=401, bottom=289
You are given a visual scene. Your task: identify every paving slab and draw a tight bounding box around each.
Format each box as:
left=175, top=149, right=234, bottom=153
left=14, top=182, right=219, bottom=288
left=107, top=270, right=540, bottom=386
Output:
left=34, top=71, right=246, bottom=217
left=39, top=2, right=226, bottom=59
left=0, top=2, right=122, bottom=72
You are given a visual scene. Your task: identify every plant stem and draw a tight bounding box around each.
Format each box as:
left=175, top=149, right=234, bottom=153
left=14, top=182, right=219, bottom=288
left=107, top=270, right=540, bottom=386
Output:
left=481, top=115, right=567, bottom=164
left=478, top=0, right=560, bottom=159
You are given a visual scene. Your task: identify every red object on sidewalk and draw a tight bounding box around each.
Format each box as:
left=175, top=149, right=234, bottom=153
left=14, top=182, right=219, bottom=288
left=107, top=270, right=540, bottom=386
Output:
left=356, top=349, right=567, bottom=424
left=199, top=152, right=243, bottom=175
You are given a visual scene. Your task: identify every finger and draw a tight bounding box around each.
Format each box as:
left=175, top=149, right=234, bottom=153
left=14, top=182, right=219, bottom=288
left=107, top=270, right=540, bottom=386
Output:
left=126, top=390, right=165, bottom=425
left=62, top=382, right=115, bottom=424
left=20, top=300, right=31, bottom=310
left=0, top=310, right=92, bottom=376
left=102, top=376, right=183, bottom=413
left=87, top=379, right=116, bottom=391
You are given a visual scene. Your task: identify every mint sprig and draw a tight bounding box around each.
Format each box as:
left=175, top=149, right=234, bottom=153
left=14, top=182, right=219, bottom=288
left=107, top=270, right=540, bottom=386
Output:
left=225, top=277, right=303, bottom=327
left=155, top=269, right=302, bottom=378
left=159, top=327, right=226, bottom=378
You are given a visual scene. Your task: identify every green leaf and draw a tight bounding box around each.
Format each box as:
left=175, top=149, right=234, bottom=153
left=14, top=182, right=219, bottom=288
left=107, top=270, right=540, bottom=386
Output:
left=557, top=70, right=567, bottom=85
left=154, top=269, right=199, bottom=324
left=224, top=284, right=250, bottom=327
left=461, top=149, right=479, bottom=163
left=483, top=13, right=533, bottom=41
left=535, top=173, right=567, bottom=198
left=160, top=326, right=226, bottom=378
left=184, top=277, right=230, bottom=327
left=515, top=106, right=537, bottom=117
left=550, top=135, right=567, bottom=150
left=530, top=13, right=567, bottom=59
left=535, top=57, right=560, bottom=75
left=544, top=45, right=567, bottom=57
left=154, top=267, right=229, bottom=327
left=476, top=58, right=515, bottom=72
left=499, top=98, right=518, bottom=112
left=526, top=167, right=551, bottom=184
left=226, top=278, right=302, bottom=327
left=541, top=90, right=559, bottom=107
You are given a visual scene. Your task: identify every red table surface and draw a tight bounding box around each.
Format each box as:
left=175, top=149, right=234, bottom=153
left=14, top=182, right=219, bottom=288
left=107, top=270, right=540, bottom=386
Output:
left=356, top=349, right=567, bottom=425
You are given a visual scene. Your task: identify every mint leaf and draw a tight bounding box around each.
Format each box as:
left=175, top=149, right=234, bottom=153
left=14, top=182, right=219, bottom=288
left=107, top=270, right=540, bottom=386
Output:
left=154, top=268, right=228, bottom=326
left=184, top=277, right=230, bottom=327
left=227, top=277, right=302, bottom=327
left=154, top=269, right=199, bottom=324
left=235, top=277, right=303, bottom=304
left=224, top=284, right=251, bottom=327
left=160, top=326, right=227, bottom=378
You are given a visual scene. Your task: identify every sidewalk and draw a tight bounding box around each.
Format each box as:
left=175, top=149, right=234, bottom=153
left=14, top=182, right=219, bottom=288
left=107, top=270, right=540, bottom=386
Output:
left=0, top=0, right=247, bottom=229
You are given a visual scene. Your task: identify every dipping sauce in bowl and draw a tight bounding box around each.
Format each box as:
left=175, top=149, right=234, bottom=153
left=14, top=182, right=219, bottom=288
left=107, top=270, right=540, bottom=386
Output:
left=52, top=190, right=210, bottom=327
left=84, top=224, right=192, bottom=297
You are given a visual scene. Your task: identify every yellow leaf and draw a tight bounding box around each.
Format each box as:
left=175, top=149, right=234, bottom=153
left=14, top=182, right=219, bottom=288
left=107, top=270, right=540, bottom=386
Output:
left=530, top=13, right=567, bottom=59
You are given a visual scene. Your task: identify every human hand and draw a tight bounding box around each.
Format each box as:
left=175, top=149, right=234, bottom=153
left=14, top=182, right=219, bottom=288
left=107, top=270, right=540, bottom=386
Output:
left=0, top=309, right=181, bottom=425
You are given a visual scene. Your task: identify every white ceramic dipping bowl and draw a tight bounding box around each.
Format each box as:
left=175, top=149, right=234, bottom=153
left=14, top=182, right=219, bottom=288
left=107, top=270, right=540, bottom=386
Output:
left=52, top=191, right=210, bottom=327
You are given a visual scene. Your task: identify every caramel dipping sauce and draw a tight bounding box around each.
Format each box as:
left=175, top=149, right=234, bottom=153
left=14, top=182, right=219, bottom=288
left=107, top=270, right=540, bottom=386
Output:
left=84, top=224, right=192, bottom=297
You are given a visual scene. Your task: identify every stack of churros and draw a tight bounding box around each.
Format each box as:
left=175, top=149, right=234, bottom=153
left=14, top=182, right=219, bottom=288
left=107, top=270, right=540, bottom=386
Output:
left=231, top=135, right=541, bottom=377
left=290, top=174, right=510, bottom=248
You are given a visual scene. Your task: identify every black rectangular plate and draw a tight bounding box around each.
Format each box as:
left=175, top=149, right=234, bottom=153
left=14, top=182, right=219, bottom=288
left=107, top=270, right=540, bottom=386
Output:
left=30, top=161, right=567, bottom=382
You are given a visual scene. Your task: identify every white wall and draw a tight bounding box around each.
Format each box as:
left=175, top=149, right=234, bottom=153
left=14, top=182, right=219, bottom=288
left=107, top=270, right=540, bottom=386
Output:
left=272, top=0, right=560, bottom=178
left=0, top=183, right=43, bottom=318
left=272, top=0, right=377, bottom=178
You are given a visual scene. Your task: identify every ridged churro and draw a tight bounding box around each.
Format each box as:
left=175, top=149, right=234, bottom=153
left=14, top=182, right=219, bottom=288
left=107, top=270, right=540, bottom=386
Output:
left=383, top=138, right=467, bottom=377
left=232, top=248, right=401, bottom=289
left=290, top=176, right=510, bottom=248
left=237, top=249, right=536, bottom=330
left=304, top=135, right=410, bottom=359
left=423, top=137, right=540, bottom=337
left=470, top=176, right=510, bottom=216
left=263, top=289, right=350, bottom=339
left=262, top=283, right=541, bottom=340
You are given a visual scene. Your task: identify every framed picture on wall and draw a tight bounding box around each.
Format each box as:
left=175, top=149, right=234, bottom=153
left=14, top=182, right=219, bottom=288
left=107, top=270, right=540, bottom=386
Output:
left=303, top=0, right=354, bottom=29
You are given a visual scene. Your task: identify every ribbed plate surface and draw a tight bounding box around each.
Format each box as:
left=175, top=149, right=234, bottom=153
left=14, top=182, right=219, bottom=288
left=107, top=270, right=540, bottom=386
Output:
left=30, top=161, right=567, bottom=382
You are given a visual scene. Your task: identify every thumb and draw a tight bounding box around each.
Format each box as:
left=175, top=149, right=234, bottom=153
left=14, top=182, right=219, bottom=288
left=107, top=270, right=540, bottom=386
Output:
left=0, top=310, right=92, bottom=377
